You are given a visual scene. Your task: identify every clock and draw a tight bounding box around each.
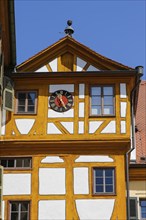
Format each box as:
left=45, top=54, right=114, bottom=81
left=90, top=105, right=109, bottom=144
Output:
left=49, top=90, right=73, bottom=112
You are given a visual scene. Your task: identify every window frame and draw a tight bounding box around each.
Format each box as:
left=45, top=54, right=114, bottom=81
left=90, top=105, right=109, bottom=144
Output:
left=92, top=167, right=116, bottom=195
left=9, top=201, right=30, bottom=220
left=0, top=157, right=32, bottom=170
left=129, top=197, right=138, bottom=220
left=15, top=90, right=38, bottom=114
left=90, top=85, right=115, bottom=117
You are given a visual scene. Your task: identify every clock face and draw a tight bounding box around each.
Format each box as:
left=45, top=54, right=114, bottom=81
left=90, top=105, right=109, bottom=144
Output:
left=49, top=90, right=73, bottom=112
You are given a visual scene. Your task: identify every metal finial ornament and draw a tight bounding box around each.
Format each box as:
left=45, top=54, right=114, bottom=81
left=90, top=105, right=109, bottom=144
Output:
left=64, top=20, right=74, bottom=37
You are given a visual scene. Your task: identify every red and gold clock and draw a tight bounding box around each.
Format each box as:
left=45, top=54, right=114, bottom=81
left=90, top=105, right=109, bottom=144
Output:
left=49, top=90, right=73, bottom=112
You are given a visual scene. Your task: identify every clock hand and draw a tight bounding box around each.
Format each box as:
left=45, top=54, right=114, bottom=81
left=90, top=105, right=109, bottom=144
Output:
left=57, top=94, right=67, bottom=109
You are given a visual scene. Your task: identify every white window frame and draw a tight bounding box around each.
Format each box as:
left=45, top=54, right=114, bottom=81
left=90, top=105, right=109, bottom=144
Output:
left=90, top=85, right=115, bottom=116
left=16, top=91, right=37, bottom=114
left=9, top=201, right=30, bottom=220
left=93, top=167, right=115, bottom=195
left=0, top=157, right=32, bottom=169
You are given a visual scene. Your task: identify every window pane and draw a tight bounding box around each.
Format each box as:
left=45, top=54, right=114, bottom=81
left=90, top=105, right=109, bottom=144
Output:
left=21, top=202, right=29, bottom=211
left=95, top=169, right=103, bottom=177
left=103, top=87, right=113, bottom=95
left=28, top=92, right=35, bottom=102
left=105, top=185, right=113, bottom=192
left=18, top=99, right=25, bottom=105
left=16, top=159, right=23, bottom=167
left=8, top=159, right=14, bottom=167
left=130, top=199, right=137, bottom=217
left=96, top=178, right=103, bottom=184
left=91, top=97, right=101, bottom=105
left=18, top=106, right=25, bottom=112
left=141, top=200, right=146, bottom=206
left=105, top=169, right=113, bottom=176
left=11, top=213, right=19, bottom=220
left=27, top=106, right=35, bottom=113
left=104, top=96, right=113, bottom=105
left=141, top=200, right=146, bottom=218
left=21, top=212, right=28, bottom=220
left=11, top=203, right=19, bottom=211
left=0, top=159, right=7, bottom=167
left=91, top=87, right=101, bottom=95
left=105, top=177, right=113, bottom=184
left=96, top=185, right=103, bottom=192
left=24, top=158, right=31, bottom=167
left=18, top=93, right=26, bottom=99
left=91, top=106, right=101, bottom=115
left=103, top=106, right=114, bottom=115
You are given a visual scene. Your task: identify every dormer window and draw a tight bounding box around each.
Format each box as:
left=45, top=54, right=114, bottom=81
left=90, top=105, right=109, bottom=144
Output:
left=16, top=91, right=37, bottom=114
left=90, top=85, right=115, bottom=116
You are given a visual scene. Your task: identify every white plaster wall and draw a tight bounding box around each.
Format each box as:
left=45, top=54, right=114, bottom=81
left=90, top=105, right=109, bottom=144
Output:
left=49, top=84, right=74, bottom=93
left=74, top=168, right=89, bottom=194
left=120, top=83, right=127, bottom=98
left=129, top=181, right=146, bottom=197
left=89, top=121, right=103, bottom=133
left=39, top=200, right=65, bottom=220
left=3, top=174, right=31, bottom=195
left=79, top=103, right=84, bottom=117
left=101, top=121, right=116, bottom=133
left=78, top=121, right=84, bottom=134
left=121, top=121, right=126, bottom=133
left=49, top=58, right=57, bottom=72
left=35, top=66, right=48, bottom=72
left=120, top=102, right=127, bottom=117
left=47, top=123, right=62, bottom=134
left=48, top=109, right=74, bottom=118
left=76, top=57, right=86, bottom=71
left=39, top=168, right=65, bottom=195
left=76, top=199, right=115, bottom=220
left=79, top=84, right=85, bottom=98
left=75, top=156, right=114, bottom=162
left=15, top=119, right=35, bottom=134
left=41, top=156, right=64, bottom=163
left=61, top=122, right=74, bottom=134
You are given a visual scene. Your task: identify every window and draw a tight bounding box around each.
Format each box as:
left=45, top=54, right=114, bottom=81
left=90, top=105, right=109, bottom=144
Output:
left=130, top=197, right=138, bottom=220
left=90, top=85, right=115, bottom=116
left=0, top=158, right=32, bottom=169
left=93, top=168, right=115, bottom=194
left=140, top=199, right=146, bottom=220
left=16, top=91, right=37, bottom=114
left=9, top=201, right=30, bottom=220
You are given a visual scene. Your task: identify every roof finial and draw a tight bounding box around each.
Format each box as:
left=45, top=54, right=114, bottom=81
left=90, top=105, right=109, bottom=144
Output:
left=64, top=20, right=74, bottom=37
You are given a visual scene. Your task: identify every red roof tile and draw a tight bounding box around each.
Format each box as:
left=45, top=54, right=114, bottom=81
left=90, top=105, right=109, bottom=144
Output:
left=135, top=81, right=146, bottom=164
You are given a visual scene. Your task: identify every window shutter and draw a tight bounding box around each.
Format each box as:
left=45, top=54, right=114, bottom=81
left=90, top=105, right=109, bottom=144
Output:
left=3, top=76, right=14, bottom=112
left=130, top=197, right=138, bottom=220
left=0, top=166, right=3, bottom=220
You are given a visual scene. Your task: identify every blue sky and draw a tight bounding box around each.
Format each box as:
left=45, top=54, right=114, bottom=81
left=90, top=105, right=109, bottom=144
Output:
left=15, top=0, right=145, bottom=78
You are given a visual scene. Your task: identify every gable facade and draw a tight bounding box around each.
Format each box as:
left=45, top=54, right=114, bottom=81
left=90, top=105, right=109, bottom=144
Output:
left=0, top=36, right=143, bottom=220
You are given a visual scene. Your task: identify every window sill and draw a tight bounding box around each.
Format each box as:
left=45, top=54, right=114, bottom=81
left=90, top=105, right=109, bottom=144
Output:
left=92, top=193, right=116, bottom=196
